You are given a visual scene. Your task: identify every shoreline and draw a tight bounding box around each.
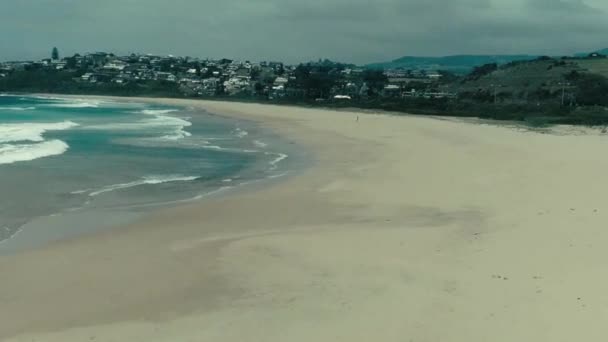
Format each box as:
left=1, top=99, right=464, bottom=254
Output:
left=3, top=98, right=608, bottom=341
left=0, top=95, right=304, bottom=254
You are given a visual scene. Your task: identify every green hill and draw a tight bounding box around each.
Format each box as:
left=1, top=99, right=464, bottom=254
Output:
left=366, top=55, right=539, bottom=73
left=445, top=56, right=608, bottom=124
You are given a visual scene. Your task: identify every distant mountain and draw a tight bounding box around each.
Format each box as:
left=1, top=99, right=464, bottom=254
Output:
left=366, top=55, right=539, bottom=74
left=574, top=48, right=608, bottom=57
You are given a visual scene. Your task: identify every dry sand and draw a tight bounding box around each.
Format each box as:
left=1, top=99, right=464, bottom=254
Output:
left=2, top=99, right=608, bottom=341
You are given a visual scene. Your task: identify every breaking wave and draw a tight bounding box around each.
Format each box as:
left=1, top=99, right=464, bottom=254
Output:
left=234, top=127, right=249, bottom=138
left=85, top=108, right=191, bottom=141
left=0, top=121, right=79, bottom=144
left=267, top=152, right=289, bottom=169
left=0, top=121, right=78, bottom=165
left=0, top=106, right=36, bottom=111
left=87, top=175, right=200, bottom=197
left=0, top=140, right=70, bottom=165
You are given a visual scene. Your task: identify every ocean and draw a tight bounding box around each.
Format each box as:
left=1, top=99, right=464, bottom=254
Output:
left=0, top=94, right=291, bottom=252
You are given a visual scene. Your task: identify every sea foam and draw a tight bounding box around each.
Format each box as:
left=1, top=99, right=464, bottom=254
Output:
left=140, top=109, right=179, bottom=115
left=143, top=109, right=192, bottom=141
left=234, top=127, right=249, bottom=138
left=253, top=140, right=268, bottom=148
left=0, top=106, right=37, bottom=111
left=0, top=121, right=79, bottom=143
left=86, top=109, right=192, bottom=141
left=0, top=140, right=69, bottom=165
left=46, top=102, right=100, bottom=108
left=89, top=175, right=199, bottom=196
left=267, top=152, right=289, bottom=168
left=42, top=98, right=105, bottom=108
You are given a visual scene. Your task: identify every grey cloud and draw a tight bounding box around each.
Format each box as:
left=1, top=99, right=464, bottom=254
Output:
left=526, top=0, right=602, bottom=13
left=0, top=0, right=607, bottom=64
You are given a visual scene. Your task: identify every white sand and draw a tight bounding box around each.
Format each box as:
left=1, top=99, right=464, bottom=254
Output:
left=2, top=99, right=608, bottom=341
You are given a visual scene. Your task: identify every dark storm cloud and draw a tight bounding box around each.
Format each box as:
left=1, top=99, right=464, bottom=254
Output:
left=1, top=0, right=606, bottom=64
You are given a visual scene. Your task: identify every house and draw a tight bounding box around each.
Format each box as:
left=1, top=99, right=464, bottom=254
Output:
left=179, top=77, right=201, bottom=85
left=199, top=77, right=220, bottom=96
left=427, top=71, right=443, bottom=80
left=333, top=95, right=352, bottom=100
left=271, top=84, right=286, bottom=98
left=223, top=76, right=251, bottom=95
left=155, top=72, right=177, bottom=82
left=344, top=82, right=360, bottom=97
left=86, top=52, right=111, bottom=67
left=403, top=89, right=456, bottom=99
left=53, top=62, right=67, bottom=70
left=103, top=60, right=127, bottom=71
left=389, top=77, right=432, bottom=85
left=233, top=67, right=251, bottom=78
left=384, top=70, right=409, bottom=78
left=81, top=73, right=94, bottom=82
left=89, top=73, right=114, bottom=83
left=273, top=77, right=289, bottom=86
left=382, top=84, right=401, bottom=97
left=341, top=68, right=352, bottom=76
left=0, top=64, right=13, bottom=74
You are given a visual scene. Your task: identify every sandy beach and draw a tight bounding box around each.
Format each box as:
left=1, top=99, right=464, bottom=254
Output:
left=2, top=99, right=608, bottom=341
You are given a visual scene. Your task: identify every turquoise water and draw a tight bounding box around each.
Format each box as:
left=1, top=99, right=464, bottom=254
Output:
left=0, top=94, right=290, bottom=248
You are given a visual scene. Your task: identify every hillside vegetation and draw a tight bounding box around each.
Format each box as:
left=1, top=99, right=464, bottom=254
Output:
left=367, top=55, right=538, bottom=74
left=440, top=56, right=608, bottom=125
left=2, top=53, right=608, bottom=126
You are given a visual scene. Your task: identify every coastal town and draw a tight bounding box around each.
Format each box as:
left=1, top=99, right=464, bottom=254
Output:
left=0, top=49, right=453, bottom=100
left=2, top=48, right=608, bottom=125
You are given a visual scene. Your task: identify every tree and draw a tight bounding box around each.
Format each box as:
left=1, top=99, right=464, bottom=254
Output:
left=467, top=63, right=497, bottom=80
left=253, top=82, right=266, bottom=97
left=293, top=64, right=341, bottom=99
left=65, top=56, right=77, bottom=69
left=52, top=47, right=59, bottom=60
left=362, top=70, right=388, bottom=96
left=437, top=70, right=459, bottom=83
left=276, top=64, right=285, bottom=76
left=568, top=72, right=608, bottom=106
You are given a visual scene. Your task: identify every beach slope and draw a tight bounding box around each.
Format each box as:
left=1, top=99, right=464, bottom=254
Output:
left=2, top=100, right=608, bottom=341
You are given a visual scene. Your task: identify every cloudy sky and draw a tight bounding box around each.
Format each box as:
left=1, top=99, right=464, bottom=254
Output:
left=1, top=0, right=607, bottom=64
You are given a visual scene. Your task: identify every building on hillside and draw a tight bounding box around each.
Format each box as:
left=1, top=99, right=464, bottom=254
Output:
left=86, top=52, right=111, bottom=67
left=80, top=73, right=93, bottom=82
left=427, top=71, right=443, bottom=80
left=271, top=84, right=286, bottom=98
left=103, top=60, right=127, bottom=71
left=53, top=61, right=67, bottom=70
left=155, top=72, right=177, bottom=82
left=223, top=76, right=251, bottom=95
left=233, top=67, right=251, bottom=78
left=273, top=77, right=289, bottom=87
left=382, top=84, right=401, bottom=97
left=200, top=78, right=220, bottom=96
